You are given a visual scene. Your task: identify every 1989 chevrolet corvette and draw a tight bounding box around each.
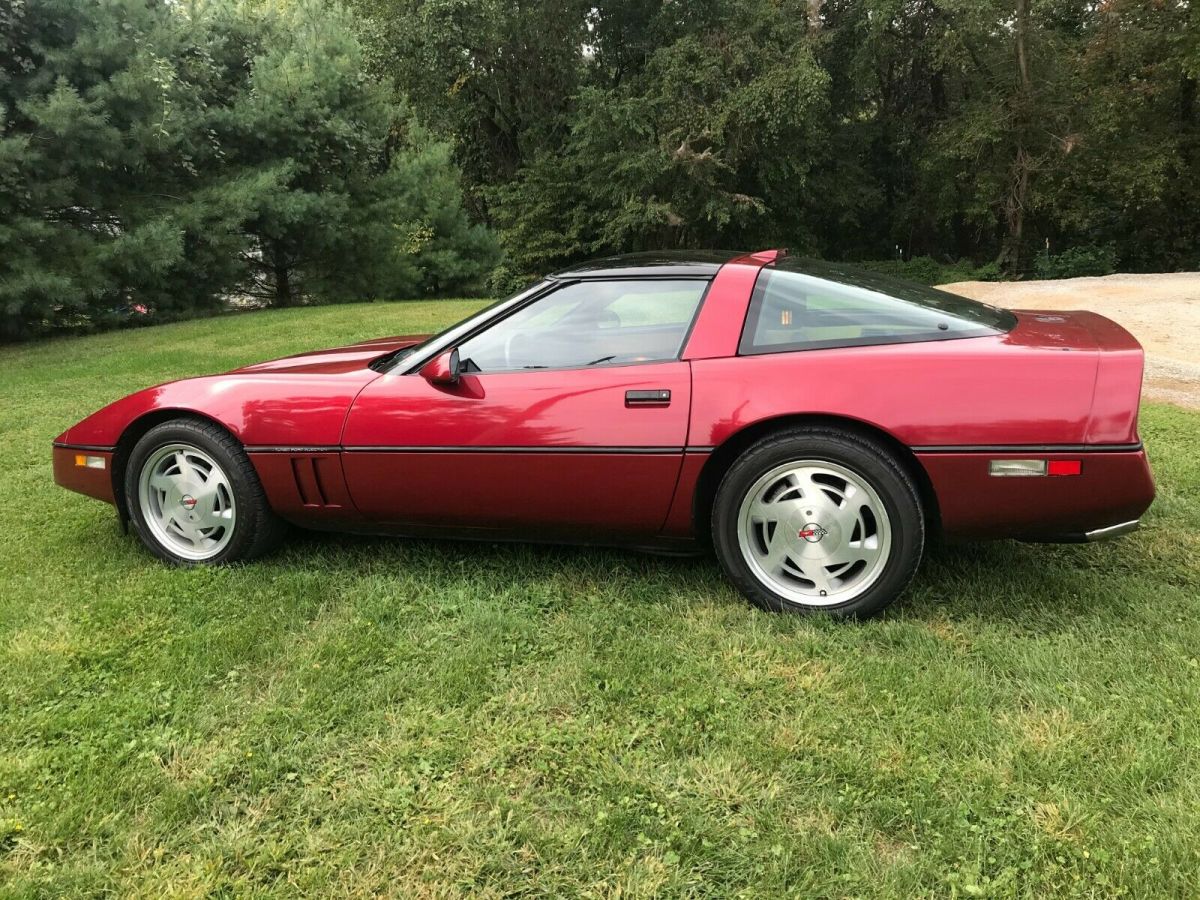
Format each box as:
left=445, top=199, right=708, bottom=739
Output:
left=54, top=250, right=1154, bottom=617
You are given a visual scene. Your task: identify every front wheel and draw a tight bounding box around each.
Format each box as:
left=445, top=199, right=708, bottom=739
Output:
left=712, top=427, right=925, bottom=618
left=124, top=418, right=285, bottom=565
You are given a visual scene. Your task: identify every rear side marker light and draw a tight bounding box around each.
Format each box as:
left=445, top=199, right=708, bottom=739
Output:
left=989, top=459, right=1081, bottom=477
left=1046, top=459, right=1082, bottom=476
left=75, top=454, right=106, bottom=470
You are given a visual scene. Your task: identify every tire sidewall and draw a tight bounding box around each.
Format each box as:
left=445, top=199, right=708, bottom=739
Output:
left=713, top=432, right=923, bottom=617
left=125, top=422, right=259, bottom=566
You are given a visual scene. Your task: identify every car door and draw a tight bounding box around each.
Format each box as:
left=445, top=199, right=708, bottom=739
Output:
left=340, top=278, right=708, bottom=539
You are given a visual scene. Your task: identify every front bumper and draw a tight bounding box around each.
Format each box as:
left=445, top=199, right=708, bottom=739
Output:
left=52, top=443, right=117, bottom=504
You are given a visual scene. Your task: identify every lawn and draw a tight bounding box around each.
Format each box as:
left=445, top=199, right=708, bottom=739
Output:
left=2, top=301, right=1199, bottom=897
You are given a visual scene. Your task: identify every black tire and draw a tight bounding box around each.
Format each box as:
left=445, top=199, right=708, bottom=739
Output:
left=711, top=426, right=924, bottom=618
left=124, top=418, right=285, bottom=566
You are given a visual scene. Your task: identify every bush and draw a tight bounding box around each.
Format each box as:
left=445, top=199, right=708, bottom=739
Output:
left=486, top=263, right=540, bottom=297
left=854, top=257, right=1003, bottom=285
left=1033, top=245, right=1118, bottom=280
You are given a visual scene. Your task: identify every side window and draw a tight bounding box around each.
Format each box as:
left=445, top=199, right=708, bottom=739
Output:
left=458, top=279, right=707, bottom=372
left=740, top=265, right=1004, bottom=355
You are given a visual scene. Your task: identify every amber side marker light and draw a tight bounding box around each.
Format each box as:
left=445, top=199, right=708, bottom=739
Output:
left=75, top=454, right=106, bottom=470
left=989, top=459, right=1082, bottom=477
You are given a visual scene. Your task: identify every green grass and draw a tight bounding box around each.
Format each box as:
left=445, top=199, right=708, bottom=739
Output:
left=2, top=301, right=1199, bottom=897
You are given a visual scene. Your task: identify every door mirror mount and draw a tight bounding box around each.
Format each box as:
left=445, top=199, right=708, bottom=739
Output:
left=420, top=347, right=461, bottom=385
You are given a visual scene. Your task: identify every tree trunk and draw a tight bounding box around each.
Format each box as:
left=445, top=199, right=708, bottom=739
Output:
left=999, top=0, right=1035, bottom=275
left=1015, top=0, right=1032, bottom=96
left=999, top=147, right=1032, bottom=273
left=272, top=242, right=294, bottom=307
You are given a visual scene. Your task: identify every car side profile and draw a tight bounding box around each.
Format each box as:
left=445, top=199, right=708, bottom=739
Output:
left=53, top=250, right=1155, bottom=617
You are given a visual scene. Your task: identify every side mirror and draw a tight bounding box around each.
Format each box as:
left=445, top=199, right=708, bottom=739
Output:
left=420, top=347, right=461, bottom=385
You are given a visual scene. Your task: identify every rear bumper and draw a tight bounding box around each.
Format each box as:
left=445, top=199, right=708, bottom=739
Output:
left=52, top=443, right=117, bottom=504
left=1018, top=518, right=1142, bottom=544
left=917, top=448, right=1154, bottom=542
left=1085, top=519, right=1140, bottom=541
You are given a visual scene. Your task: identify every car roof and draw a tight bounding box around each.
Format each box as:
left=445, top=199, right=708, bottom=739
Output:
left=549, top=250, right=743, bottom=280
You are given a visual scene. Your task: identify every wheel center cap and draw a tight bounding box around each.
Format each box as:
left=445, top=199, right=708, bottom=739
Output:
left=180, top=494, right=197, bottom=510
left=798, top=522, right=829, bottom=543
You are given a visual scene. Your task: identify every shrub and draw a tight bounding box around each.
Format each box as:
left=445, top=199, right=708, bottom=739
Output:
left=854, top=257, right=1003, bottom=285
left=1033, top=245, right=1118, bottom=280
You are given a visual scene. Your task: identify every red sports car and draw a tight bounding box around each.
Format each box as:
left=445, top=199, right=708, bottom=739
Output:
left=53, top=250, right=1154, bottom=617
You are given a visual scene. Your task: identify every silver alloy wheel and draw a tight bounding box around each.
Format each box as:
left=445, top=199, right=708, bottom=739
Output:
left=137, top=442, right=236, bottom=561
left=736, top=459, right=892, bottom=607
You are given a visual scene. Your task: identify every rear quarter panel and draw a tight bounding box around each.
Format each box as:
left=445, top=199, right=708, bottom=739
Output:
left=684, top=321, right=1151, bottom=541
left=1076, top=313, right=1144, bottom=445
left=688, top=334, right=1101, bottom=449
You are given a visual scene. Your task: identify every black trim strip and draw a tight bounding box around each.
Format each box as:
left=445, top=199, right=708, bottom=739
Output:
left=341, top=445, right=686, bottom=455
left=912, top=442, right=1143, bottom=454
left=53, top=442, right=115, bottom=453
left=246, top=444, right=717, bottom=455
left=78, top=439, right=1138, bottom=457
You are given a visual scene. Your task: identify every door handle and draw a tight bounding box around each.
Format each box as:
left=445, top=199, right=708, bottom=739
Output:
left=625, top=389, right=671, bottom=407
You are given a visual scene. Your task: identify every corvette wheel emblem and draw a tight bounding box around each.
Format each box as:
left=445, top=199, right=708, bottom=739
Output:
left=181, top=495, right=197, bottom=510
left=798, top=523, right=828, bottom=543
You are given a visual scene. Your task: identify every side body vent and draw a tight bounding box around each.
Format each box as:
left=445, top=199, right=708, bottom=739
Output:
left=247, top=451, right=360, bottom=524
left=290, top=455, right=334, bottom=507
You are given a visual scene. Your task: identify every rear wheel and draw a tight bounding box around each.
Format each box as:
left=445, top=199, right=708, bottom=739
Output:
left=712, top=427, right=924, bottom=618
left=124, top=419, right=285, bottom=565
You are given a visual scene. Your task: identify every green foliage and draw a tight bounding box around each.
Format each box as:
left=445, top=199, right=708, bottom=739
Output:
left=484, top=2, right=830, bottom=279
left=196, top=0, right=495, bottom=307
left=1033, top=245, right=1118, bottom=280
left=359, top=0, right=1200, bottom=283
left=0, top=0, right=496, bottom=339
left=0, top=0, right=227, bottom=338
left=856, top=257, right=1004, bottom=286
left=375, top=136, right=501, bottom=297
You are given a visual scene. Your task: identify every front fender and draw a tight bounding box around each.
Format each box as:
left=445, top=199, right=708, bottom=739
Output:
left=56, top=370, right=380, bottom=450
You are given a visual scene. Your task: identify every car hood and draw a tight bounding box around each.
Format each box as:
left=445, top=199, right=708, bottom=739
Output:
left=229, top=334, right=431, bottom=375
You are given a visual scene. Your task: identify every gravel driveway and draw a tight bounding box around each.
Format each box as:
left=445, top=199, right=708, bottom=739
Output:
left=942, top=272, right=1200, bottom=411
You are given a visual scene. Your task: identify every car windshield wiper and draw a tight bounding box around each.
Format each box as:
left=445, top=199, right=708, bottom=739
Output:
left=586, top=355, right=616, bottom=366
left=369, top=346, right=413, bottom=372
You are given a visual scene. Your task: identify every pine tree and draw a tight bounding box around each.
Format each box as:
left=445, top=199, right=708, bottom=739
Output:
left=0, top=0, right=497, bottom=339
left=0, top=0, right=239, bottom=338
